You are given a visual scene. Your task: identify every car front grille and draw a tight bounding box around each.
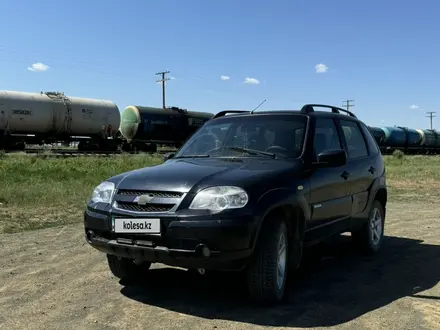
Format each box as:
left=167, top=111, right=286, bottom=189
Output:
left=116, top=202, right=174, bottom=212
left=113, top=189, right=184, bottom=213
left=117, top=189, right=183, bottom=199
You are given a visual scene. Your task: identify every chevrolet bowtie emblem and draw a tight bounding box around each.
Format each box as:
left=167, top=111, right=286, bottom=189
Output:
left=133, top=194, right=154, bottom=205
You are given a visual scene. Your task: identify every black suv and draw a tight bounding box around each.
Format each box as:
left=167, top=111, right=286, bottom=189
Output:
left=84, top=104, right=387, bottom=304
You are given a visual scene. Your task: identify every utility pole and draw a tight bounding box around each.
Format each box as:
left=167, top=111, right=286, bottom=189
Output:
left=426, top=111, right=436, bottom=130
left=155, top=70, right=170, bottom=109
left=342, top=100, right=355, bottom=112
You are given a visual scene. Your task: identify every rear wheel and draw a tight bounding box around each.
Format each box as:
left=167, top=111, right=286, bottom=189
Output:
left=106, top=254, right=151, bottom=280
left=246, top=217, right=289, bottom=304
left=351, top=200, right=385, bottom=254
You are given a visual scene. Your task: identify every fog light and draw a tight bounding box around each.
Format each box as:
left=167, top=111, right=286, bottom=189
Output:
left=86, top=230, right=95, bottom=241
left=201, top=246, right=211, bottom=257
left=196, top=244, right=211, bottom=257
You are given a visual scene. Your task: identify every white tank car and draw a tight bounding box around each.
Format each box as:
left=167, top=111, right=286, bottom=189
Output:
left=0, top=90, right=121, bottom=138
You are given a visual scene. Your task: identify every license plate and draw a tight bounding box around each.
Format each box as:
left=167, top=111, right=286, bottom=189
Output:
left=113, top=218, right=161, bottom=234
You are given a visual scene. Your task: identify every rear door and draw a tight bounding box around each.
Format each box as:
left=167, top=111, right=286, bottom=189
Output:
left=0, top=109, right=6, bottom=131
left=338, top=119, right=373, bottom=217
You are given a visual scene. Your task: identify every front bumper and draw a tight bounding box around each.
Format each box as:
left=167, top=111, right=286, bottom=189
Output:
left=84, top=207, right=257, bottom=270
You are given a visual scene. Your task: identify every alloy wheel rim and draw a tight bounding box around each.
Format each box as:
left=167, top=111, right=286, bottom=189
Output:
left=277, top=231, right=287, bottom=290
left=370, top=207, right=382, bottom=245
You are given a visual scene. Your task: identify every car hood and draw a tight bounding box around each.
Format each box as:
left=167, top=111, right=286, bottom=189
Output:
left=111, top=157, right=304, bottom=193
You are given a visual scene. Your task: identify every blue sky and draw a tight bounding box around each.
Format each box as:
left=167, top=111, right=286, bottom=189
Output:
left=1, top=0, right=439, bottom=130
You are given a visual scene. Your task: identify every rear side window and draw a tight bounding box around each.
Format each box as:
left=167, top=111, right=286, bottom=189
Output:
left=359, top=122, right=380, bottom=156
left=339, top=120, right=369, bottom=159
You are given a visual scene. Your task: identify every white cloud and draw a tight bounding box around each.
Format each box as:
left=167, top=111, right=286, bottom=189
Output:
left=27, top=62, right=49, bottom=72
left=315, top=63, right=328, bottom=73
left=409, top=104, right=419, bottom=110
left=169, top=76, right=176, bottom=80
left=244, top=77, right=260, bottom=85
left=220, top=75, right=230, bottom=81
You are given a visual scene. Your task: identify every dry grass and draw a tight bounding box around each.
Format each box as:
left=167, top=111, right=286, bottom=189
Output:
left=0, top=153, right=438, bottom=234
left=384, top=154, right=440, bottom=202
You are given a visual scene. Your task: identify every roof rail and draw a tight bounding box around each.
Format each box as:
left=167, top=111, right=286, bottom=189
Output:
left=213, top=110, right=250, bottom=119
left=300, top=104, right=357, bottom=118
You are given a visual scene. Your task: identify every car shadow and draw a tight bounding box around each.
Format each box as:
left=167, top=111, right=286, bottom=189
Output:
left=119, top=235, right=440, bottom=328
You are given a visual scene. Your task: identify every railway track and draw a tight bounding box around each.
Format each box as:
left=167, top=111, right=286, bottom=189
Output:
left=3, top=148, right=177, bottom=157
left=2, top=148, right=440, bottom=158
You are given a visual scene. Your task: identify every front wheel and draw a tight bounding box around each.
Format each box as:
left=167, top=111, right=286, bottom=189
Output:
left=351, top=200, right=385, bottom=254
left=246, top=218, right=289, bottom=304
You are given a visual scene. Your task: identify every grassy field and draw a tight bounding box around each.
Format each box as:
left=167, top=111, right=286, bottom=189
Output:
left=0, top=153, right=439, bottom=233
left=0, top=153, right=164, bottom=233
left=384, top=153, right=440, bottom=201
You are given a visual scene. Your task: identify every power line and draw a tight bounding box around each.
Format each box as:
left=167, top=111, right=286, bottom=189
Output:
left=426, top=111, right=436, bottom=130
left=155, top=70, right=170, bottom=109
left=342, top=100, right=355, bottom=112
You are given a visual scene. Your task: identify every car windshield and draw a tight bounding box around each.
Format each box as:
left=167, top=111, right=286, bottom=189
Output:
left=174, top=114, right=308, bottom=159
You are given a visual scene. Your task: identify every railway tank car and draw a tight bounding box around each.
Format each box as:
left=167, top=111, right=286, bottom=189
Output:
left=383, top=126, right=422, bottom=152
left=0, top=90, right=120, bottom=151
left=368, top=125, right=440, bottom=154
left=367, top=126, right=386, bottom=145
left=415, top=129, right=440, bottom=151
left=119, top=105, right=214, bottom=152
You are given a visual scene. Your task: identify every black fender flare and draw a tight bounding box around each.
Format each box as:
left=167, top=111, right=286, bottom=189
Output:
left=351, top=174, right=387, bottom=230
left=249, top=188, right=311, bottom=252
left=365, top=175, right=387, bottom=211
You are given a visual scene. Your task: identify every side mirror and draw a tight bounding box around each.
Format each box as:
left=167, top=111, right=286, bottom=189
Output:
left=163, top=152, right=175, bottom=162
left=315, top=149, right=347, bottom=167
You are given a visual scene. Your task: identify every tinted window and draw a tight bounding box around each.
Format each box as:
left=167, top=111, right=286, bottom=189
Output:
left=359, top=123, right=380, bottom=155
left=175, top=115, right=308, bottom=158
left=340, top=120, right=369, bottom=159
left=314, top=118, right=342, bottom=156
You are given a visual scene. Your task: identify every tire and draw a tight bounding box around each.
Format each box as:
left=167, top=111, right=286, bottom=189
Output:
left=351, top=200, right=385, bottom=254
left=246, top=217, right=289, bottom=304
left=106, top=254, right=151, bottom=280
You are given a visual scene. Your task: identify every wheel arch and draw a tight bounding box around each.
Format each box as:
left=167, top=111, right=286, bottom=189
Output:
left=374, top=187, right=387, bottom=210
left=251, top=201, right=308, bottom=252
left=265, top=205, right=306, bottom=241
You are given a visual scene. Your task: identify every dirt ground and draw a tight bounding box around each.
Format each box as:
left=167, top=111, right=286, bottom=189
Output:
left=0, top=200, right=439, bottom=330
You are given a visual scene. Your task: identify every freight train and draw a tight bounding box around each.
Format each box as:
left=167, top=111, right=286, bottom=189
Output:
left=367, top=126, right=440, bottom=154
left=2, top=90, right=439, bottom=155
left=0, top=90, right=214, bottom=152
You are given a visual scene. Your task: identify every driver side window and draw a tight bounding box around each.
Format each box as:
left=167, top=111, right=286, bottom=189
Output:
left=314, top=118, right=342, bottom=157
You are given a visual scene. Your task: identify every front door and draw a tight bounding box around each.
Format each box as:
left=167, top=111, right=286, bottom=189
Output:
left=308, top=118, right=352, bottom=239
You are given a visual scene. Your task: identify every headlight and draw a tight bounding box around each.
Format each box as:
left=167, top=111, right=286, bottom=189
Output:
left=189, top=186, right=249, bottom=213
left=90, top=181, right=115, bottom=204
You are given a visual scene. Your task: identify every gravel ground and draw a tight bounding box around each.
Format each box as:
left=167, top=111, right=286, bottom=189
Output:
left=0, top=200, right=439, bottom=330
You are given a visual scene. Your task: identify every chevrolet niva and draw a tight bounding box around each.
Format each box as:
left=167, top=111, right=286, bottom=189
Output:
left=84, top=104, right=387, bottom=304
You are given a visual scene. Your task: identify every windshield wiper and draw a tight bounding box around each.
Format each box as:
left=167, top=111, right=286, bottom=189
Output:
left=220, top=146, right=276, bottom=158
left=174, top=147, right=277, bottom=159
left=173, top=154, right=211, bottom=159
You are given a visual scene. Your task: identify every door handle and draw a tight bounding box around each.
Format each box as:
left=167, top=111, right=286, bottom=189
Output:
left=341, top=171, right=350, bottom=180
left=368, top=166, right=376, bottom=174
